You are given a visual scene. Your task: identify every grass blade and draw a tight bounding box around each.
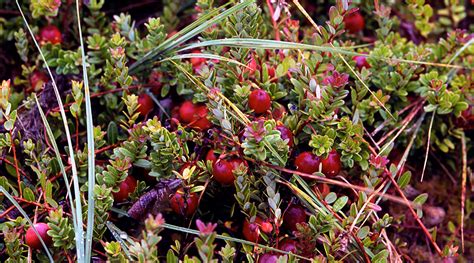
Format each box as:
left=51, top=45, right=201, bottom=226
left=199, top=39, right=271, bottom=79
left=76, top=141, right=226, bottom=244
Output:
left=180, top=38, right=469, bottom=70
left=129, top=0, right=253, bottom=73
left=74, top=0, right=96, bottom=260
left=0, top=186, right=54, bottom=262
left=16, top=2, right=85, bottom=261
left=420, top=111, right=435, bottom=182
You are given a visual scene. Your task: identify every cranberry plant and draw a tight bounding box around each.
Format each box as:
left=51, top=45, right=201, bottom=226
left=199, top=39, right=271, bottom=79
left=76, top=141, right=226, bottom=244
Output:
left=0, top=0, right=472, bottom=262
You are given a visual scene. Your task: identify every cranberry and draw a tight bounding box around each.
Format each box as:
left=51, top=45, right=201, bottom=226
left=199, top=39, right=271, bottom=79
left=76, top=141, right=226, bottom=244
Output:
left=149, top=71, right=163, bottom=94
left=313, top=183, right=330, bottom=197
left=353, top=55, right=370, bottom=69
left=205, top=149, right=218, bottom=165
left=283, top=205, right=307, bottom=232
left=170, top=189, right=199, bottom=216
left=39, top=25, right=62, bottom=44
left=212, top=159, right=235, bottom=185
left=113, top=176, right=138, bottom=202
left=190, top=50, right=206, bottom=68
left=321, top=150, right=341, bottom=177
left=249, top=89, right=271, bottom=114
left=190, top=105, right=212, bottom=130
left=294, top=152, right=320, bottom=174
left=137, top=93, right=154, bottom=116
left=278, top=239, right=298, bottom=253
left=276, top=125, right=294, bottom=147
left=258, top=253, right=279, bottom=263
left=179, top=101, right=197, bottom=123
left=272, top=105, right=287, bottom=120
left=25, top=223, right=52, bottom=250
left=29, top=71, right=48, bottom=91
left=344, top=11, right=365, bottom=34
left=242, top=217, right=273, bottom=242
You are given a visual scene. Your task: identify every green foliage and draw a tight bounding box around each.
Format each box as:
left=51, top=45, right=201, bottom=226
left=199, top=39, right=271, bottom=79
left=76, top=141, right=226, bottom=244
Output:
left=47, top=208, right=75, bottom=250
left=29, top=0, right=61, bottom=18
left=146, top=120, right=182, bottom=178
left=242, top=119, right=289, bottom=166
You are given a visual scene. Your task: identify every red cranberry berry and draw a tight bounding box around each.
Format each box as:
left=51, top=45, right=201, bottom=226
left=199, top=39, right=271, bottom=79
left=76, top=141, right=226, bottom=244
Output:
left=179, top=101, right=197, bottom=123
left=249, top=89, right=271, bottom=114
left=276, top=125, right=294, bottom=147
left=258, top=253, right=279, bottom=263
left=212, top=159, right=235, bottom=185
left=170, top=189, right=199, bottom=216
left=321, top=150, right=342, bottom=177
left=343, top=11, right=365, bottom=34
left=191, top=105, right=212, bottom=130
left=294, top=152, right=320, bottom=174
left=278, top=239, right=298, bottom=253
left=283, top=205, right=308, bottom=232
left=242, top=217, right=273, bottom=242
left=113, top=176, right=138, bottom=202
left=137, top=93, right=154, bottom=116
left=29, top=71, right=49, bottom=91
left=205, top=149, right=218, bottom=165
left=25, top=223, right=52, bottom=250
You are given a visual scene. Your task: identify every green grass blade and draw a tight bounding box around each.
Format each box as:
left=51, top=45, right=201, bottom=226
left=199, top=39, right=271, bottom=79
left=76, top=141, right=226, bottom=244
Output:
left=74, top=0, right=96, bottom=261
left=159, top=53, right=248, bottom=68
left=0, top=186, right=54, bottom=262
left=16, top=1, right=85, bottom=261
left=34, top=95, right=77, bottom=230
left=180, top=38, right=469, bottom=69
left=129, top=0, right=254, bottom=73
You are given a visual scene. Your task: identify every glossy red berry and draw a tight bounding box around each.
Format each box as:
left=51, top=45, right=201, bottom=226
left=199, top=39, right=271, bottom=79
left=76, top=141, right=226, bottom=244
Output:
left=179, top=101, right=197, bottom=123
left=39, top=25, right=62, bottom=44
left=25, top=223, right=52, bottom=250
left=278, top=239, right=298, bottom=253
left=321, top=150, right=341, bottom=177
left=283, top=205, right=307, bottom=232
left=294, top=152, right=320, bottom=174
left=113, top=176, right=138, bottom=202
left=276, top=125, right=294, bottom=147
left=191, top=105, right=212, bottom=130
left=212, top=159, right=234, bottom=185
left=149, top=71, right=163, bottom=94
left=29, top=71, right=49, bottom=91
left=137, top=93, right=154, bottom=116
left=190, top=50, right=206, bottom=68
left=343, top=11, right=365, bottom=34
left=258, top=253, right=279, bottom=263
left=170, top=189, right=199, bottom=216
left=205, top=149, right=218, bottom=165
left=353, top=55, right=370, bottom=69
left=249, top=89, right=271, bottom=114
left=242, top=217, right=273, bottom=242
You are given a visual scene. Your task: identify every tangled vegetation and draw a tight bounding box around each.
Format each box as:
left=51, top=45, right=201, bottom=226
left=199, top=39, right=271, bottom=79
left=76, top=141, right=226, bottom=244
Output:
left=0, top=0, right=472, bottom=262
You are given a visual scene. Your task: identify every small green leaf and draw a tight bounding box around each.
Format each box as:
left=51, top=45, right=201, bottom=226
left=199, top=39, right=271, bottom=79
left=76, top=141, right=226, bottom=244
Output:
left=332, top=196, right=348, bottom=212
left=107, top=122, right=118, bottom=144
left=413, top=193, right=428, bottom=206
left=325, top=192, right=337, bottom=204
left=23, top=188, right=35, bottom=202
left=397, top=171, right=411, bottom=189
